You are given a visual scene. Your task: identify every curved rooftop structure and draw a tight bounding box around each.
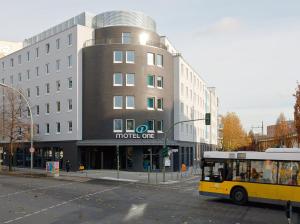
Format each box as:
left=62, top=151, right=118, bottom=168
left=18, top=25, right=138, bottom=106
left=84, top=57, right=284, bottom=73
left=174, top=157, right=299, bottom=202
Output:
left=93, top=11, right=156, bottom=32
left=23, top=11, right=156, bottom=47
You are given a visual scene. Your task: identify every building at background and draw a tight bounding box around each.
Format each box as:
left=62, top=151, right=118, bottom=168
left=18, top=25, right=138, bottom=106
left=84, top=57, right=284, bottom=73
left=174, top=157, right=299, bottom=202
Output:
left=0, top=11, right=219, bottom=171
left=257, top=120, right=298, bottom=150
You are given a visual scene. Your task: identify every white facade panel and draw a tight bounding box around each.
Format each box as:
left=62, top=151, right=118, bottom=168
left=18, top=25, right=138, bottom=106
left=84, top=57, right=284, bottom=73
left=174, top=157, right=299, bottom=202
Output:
left=0, top=25, right=93, bottom=142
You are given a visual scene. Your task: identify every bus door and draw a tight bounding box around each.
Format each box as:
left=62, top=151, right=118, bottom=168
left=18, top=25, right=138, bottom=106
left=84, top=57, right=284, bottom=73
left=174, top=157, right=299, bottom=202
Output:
left=202, top=160, right=227, bottom=193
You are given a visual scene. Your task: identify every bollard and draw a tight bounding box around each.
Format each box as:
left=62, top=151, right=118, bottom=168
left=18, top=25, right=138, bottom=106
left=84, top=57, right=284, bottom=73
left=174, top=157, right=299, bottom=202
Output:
left=177, top=172, right=179, bottom=180
left=286, top=201, right=292, bottom=224
left=156, top=172, right=158, bottom=184
left=148, top=166, right=150, bottom=184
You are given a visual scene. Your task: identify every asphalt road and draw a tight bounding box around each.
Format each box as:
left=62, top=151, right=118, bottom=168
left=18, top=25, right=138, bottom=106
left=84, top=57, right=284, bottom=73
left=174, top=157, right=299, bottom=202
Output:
left=0, top=174, right=288, bottom=224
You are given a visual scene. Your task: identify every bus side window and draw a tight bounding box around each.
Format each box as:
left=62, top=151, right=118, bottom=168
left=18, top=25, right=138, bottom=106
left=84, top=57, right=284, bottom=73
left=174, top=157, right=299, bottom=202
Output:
left=233, top=160, right=249, bottom=182
left=279, top=162, right=300, bottom=186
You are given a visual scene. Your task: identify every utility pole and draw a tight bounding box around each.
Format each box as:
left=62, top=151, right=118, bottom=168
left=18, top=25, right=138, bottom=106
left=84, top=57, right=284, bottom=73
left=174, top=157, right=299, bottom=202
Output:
left=251, top=121, right=264, bottom=151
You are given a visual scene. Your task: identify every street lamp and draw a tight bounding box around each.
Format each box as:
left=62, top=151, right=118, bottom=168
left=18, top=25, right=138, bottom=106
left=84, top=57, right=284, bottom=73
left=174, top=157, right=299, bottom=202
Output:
left=0, top=83, right=34, bottom=171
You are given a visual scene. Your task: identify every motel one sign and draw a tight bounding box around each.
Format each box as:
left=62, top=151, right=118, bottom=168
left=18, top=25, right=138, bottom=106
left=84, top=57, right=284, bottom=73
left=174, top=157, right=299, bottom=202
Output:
left=115, top=124, right=155, bottom=139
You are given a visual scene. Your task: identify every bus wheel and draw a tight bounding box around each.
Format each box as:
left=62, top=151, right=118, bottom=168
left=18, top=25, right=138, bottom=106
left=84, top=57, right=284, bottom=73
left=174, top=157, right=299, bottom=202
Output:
left=231, top=187, right=248, bottom=205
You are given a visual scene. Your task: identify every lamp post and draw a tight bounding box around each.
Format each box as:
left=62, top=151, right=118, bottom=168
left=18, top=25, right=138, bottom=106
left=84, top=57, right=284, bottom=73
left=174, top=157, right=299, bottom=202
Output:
left=0, top=83, right=34, bottom=171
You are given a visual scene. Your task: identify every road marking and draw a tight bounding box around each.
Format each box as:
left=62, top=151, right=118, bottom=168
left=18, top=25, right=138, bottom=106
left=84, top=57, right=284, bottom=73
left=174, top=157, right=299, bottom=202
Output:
left=3, top=184, right=130, bottom=224
left=0, top=182, right=74, bottom=198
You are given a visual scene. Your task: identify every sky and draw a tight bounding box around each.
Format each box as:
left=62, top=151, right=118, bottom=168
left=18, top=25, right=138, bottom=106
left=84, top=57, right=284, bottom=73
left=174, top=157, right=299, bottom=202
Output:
left=0, top=0, right=299, bottom=134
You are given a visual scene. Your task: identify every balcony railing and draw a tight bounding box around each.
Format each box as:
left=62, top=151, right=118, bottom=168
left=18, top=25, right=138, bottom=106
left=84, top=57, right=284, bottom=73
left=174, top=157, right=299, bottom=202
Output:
left=84, top=37, right=167, bottom=50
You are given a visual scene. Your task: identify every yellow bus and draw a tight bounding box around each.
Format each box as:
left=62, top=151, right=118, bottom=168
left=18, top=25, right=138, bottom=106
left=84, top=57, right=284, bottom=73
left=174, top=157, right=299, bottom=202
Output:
left=199, top=148, right=300, bottom=206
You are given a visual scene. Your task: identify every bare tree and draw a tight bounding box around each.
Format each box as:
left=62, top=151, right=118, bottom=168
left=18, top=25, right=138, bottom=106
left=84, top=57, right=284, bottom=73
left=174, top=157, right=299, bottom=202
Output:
left=294, top=83, right=300, bottom=147
left=0, top=88, right=31, bottom=171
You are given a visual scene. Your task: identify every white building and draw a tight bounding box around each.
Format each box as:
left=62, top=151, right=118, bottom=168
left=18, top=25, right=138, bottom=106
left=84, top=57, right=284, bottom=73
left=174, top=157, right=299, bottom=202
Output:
left=0, top=11, right=218, bottom=171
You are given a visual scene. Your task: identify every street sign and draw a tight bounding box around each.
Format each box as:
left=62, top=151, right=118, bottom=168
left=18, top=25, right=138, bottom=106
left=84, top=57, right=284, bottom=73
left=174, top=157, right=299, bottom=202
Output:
left=29, top=147, right=35, bottom=153
left=164, top=158, right=171, bottom=167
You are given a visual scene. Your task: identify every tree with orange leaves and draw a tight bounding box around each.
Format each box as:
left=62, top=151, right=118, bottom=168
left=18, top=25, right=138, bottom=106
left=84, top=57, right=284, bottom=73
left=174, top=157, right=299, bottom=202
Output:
left=221, top=112, right=249, bottom=151
left=294, top=83, right=300, bottom=147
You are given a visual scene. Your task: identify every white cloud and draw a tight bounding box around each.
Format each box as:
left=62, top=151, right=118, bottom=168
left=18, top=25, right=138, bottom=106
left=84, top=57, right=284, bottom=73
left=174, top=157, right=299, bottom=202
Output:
left=197, top=17, right=242, bottom=35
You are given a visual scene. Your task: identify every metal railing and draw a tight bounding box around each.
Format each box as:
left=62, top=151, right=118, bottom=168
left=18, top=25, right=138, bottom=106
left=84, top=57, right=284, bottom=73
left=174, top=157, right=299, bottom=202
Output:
left=84, top=37, right=167, bottom=50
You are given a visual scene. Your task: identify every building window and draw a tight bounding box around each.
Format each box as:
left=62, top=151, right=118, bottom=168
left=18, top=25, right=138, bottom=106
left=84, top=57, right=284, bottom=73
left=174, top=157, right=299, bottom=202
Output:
left=27, top=88, right=30, bottom=98
left=156, top=54, right=163, bottom=67
left=36, top=86, right=40, bottom=96
left=113, top=96, right=122, bottom=109
left=2, top=62, right=4, bottom=69
left=10, top=75, right=13, bottom=84
left=157, top=76, right=163, bottom=88
left=46, top=123, right=50, bottom=134
left=35, top=48, right=39, bottom=58
left=36, top=124, right=40, bottom=134
left=56, top=60, right=60, bottom=71
left=147, top=120, right=155, bottom=132
left=26, top=51, right=30, bottom=61
left=180, top=102, right=184, bottom=113
left=18, top=73, right=22, bottom=82
left=68, top=121, right=73, bottom=132
left=56, top=38, right=60, bottom=49
left=45, top=43, right=50, bottom=54
left=68, top=34, right=72, bottom=46
left=113, top=51, right=123, bottom=63
left=36, top=66, right=39, bottom=76
left=126, top=51, right=135, bottom=63
left=46, top=83, right=50, bottom=94
left=157, top=98, right=163, bottom=110
left=27, top=70, right=30, bottom=80
left=113, top=73, right=123, bottom=86
left=18, top=55, right=21, bottom=64
left=126, top=96, right=135, bottom=109
left=68, top=55, right=72, bottom=67
left=56, top=101, right=61, bottom=112
left=147, top=75, right=155, bottom=87
left=147, top=97, right=155, bottom=110
left=36, top=105, right=40, bottom=115
left=126, top=119, right=135, bottom=132
left=68, top=77, right=73, bottom=89
left=157, top=120, right=163, bottom=132
left=122, top=32, right=131, bottom=44
left=125, top=73, right=135, bottom=86
left=113, top=119, right=122, bottom=132
left=56, top=122, right=61, bottom=134
left=147, top=53, right=154, bottom=65
left=56, top=80, right=61, bottom=92
left=10, top=58, right=13, bottom=67
left=46, top=63, right=50, bottom=74
left=68, top=99, right=72, bottom=111
left=46, top=103, right=50, bottom=114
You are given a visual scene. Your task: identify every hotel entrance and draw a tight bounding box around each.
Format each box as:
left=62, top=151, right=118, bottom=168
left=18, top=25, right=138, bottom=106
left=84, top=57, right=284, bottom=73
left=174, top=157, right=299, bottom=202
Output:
left=80, top=147, right=116, bottom=169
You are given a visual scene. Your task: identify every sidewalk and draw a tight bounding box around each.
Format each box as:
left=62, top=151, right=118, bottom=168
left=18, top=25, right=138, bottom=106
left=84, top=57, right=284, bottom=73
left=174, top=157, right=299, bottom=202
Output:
left=0, top=166, right=200, bottom=185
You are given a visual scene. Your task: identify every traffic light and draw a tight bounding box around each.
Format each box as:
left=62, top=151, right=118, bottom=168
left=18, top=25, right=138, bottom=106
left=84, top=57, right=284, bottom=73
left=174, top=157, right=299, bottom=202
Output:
left=162, top=146, right=169, bottom=157
left=205, top=113, right=211, bottom=125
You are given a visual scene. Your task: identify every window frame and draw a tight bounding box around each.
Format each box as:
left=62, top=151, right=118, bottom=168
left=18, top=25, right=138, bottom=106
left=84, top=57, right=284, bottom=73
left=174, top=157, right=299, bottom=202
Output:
left=113, top=73, right=123, bottom=86
left=126, top=96, right=135, bottom=109
left=113, top=96, right=123, bottom=109
left=113, top=119, right=123, bottom=133
left=113, top=51, right=123, bottom=63
left=147, top=97, right=155, bottom=110
left=126, top=119, right=135, bottom=132
left=126, top=51, right=135, bottom=64
left=125, top=73, right=135, bottom=86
